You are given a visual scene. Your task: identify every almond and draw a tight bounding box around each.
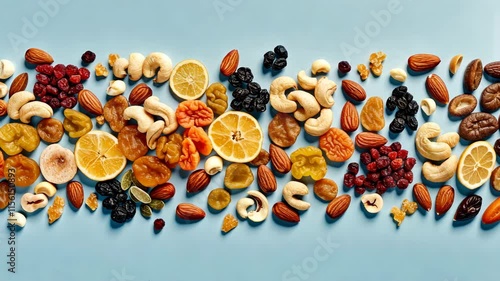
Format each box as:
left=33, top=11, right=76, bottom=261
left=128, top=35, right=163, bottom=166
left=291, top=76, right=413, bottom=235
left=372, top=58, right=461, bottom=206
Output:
left=426, top=74, right=449, bottom=104
left=0, top=100, right=7, bottom=117
left=326, top=194, right=351, bottom=219
left=354, top=132, right=387, bottom=149
left=463, top=58, right=483, bottom=92
left=482, top=197, right=500, bottom=224
left=435, top=185, right=454, bottom=216
left=149, top=183, right=175, bottom=200
left=176, top=203, right=206, bottom=220
left=77, top=89, right=105, bottom=125
left=341, top=79, right=366, bottom=102
left=129, top=83, right=153, bottom=105
left=67, top=181, right=84, bottom=209
left=340, top=101, right=359, bottom=133
left=484, top=61, right=500, bottom=79
left=220, top=49, right=239, bottom=76
left=272, top=202, right=300, bottom=223
left=412, top=183, right=432, bottom=211
left=9, top=72, right=28, bottom=96
left=186, top=169, right=210, bottom=193
left=257, top=165, right=277, bottom=194
left=25, top=48, right=54, bottom=65
left=407, top=54, right=441, bottom=72
left=269, top=144, right=291, bottom=174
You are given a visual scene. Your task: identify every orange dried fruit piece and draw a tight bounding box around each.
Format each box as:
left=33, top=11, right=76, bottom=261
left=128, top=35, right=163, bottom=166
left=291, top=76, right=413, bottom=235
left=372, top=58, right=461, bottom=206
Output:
left=221, top=213, right=238, bottom=233
left=108, top=54, right=120, bottom=67
left=95, top=63, right=108, bottom=77
left=175, top=100, right=214, bottom=128
left=0, top=180, right=10, bottom=209
left=391, top=206, right=406, bottom=226
left=357, top=64, right=369, bottom=80
left=0, top=123, right=40, bottom=156
left=132, top=156, right=172, bottom=188
left=183, top=126, right=213, bottom=156
left=369, top=51, right=387, bottom=76
left=117, top=125, right=149, bottom=161
left=0, top=152, right=4, bottom=179
left=86, top=192, right=98, bottom=211
left=360, top=96, right=385, bottom=131
left=48, top=196, right=64, bottom=224
left=3, top=154, right=40, bottom=187
left=179, top=138, right=200, bottom=171
left=401, top=199, right=418, bottom=215
left=319, top=128, right=354, bottom=162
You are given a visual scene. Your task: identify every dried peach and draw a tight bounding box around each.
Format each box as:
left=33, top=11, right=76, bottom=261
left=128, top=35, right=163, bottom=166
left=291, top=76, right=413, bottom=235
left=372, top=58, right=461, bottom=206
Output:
left=179, top=138, right=200, bottom=171
left=103, top=95, right=128, bottom=133
left=132, top=156, right=172, bottom=188
left=319, top=128, right=354, bottom=162
left=360, top=97, right=385, bottom=131
left=118, top=125, right=148, bottom=161
left=3, top=154, right=40, bottom=187
left=183, top=126, right=212, bottom=156
left=175, top=100, right=214, bottom=128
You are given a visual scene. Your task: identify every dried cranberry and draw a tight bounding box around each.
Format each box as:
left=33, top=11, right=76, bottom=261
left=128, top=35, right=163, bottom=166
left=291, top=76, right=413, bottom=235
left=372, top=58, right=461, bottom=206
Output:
left=81, top=50, right=96, bottom=64
left=58, top=91, right=68, bottom=101
left=36, top=64, right=54, bottom=75
left=57, top=78, right=70, bottom=91
left=354, top=187, right=366, bottom=195
left=367, top=172, right=380, bottom=182
left=343, top=173, right=355, bottom=188
left=347, top=163, right=359, bottom=175
left=68, top=86, right=79, bottom=95
left=33, top=82, right=46, bottom=96
left=54, top=64, right=66, bottom=79
left=396, top=179, right=409, bottom=189
left=390, top=142, right=402, bottom=152
left=377, top=185, right=388, bottom=195
left=49, top=98, right=61, bottom=109
left=46, top=85, right=59, bottom=96
left=363, top=180, right=375, bottom=190
left=36, top=74, right=50, bottom=85
left=375, top=156, right=390, bottom=169
left=41, top=95, right=52, bottom=103
left=69, top=75, right=81, bottom=84
left=404, top=158, right=417, bottom=171
left=74, top=83, right=84, bottom=92
left=65, top=65, right=79, bottom=76
left=380, top=168, right=391, bottom=177
left=397, top=149, right=408, bottom=160
left=390, top=159, right=403, bottom=170
left=154, top=218, right=165, bottom=231
left=379, top=145, right=392, bottom=155
left=366, top=162, right=378, bottom=172
left=354, top=175, right=366, bottom=187
left=50, top=76, right=58, bottom=86
left=392, top=172, right=401, bottom=181
left=79, top=68, right=91, bottom=80
left=360, top=152, right=372, bottom=165
left=338, top=61, right=351, bottom=73
left=388, top=151, right=398, bottom=161
left=383, top=176, right=395, bottom=188
left=61, top=97, right=77, bottom=109
left=404, top=171, right=414, bottom=183
left=370, top=148, right=380, bottom=160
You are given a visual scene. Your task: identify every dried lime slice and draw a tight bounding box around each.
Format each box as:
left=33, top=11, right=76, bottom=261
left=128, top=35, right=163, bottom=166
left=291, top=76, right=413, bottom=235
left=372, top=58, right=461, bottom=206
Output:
left=121, top=170, right=133, bottom=191
left=129, top=186, right=152, bottom=204
left=131, top=173, right=147, bottom=190
left=140, top=204, right=152, bottom=218
left=149, top=199, right=165, bottom=211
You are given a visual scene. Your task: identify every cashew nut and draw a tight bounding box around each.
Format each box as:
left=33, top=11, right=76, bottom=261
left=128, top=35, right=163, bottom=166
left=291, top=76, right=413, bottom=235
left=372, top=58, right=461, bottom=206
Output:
left=270, top=76, right=298, bottom=113
left=304, top=108, right=333, bottom=136
left=146, top=120, right=165, bottom=150
left=236, top=190, right=269, bottom=222
left=7, top=212, right=26, bottom=228
left=311, top=59, right=331, bottom=75
left=106, top=80, right=126, bottom=96
left=123, top=106, right=154, bottom=133
left=113, top=57, right=129, bottom=79
left=143, top=96, right=178, bottom=135
left=0, top=82, right=7, bottom=98
left=0, top=59, right=15, bottom=79
left=420, top=98, right=436, bottom=116
left=128, top=53, right=145, bottom=81
left=314, top=77, right=336, bottom=108
left=21, top=193, right=49, bottom=213
left=283, top=181, right=311, bottom=211
left=19, top=101, right=54, bottom=123
left=297, top=70, right=317, bottom=90
left=204, top=156, right=223, bottom=175
left=34, top=181, right=57, bottom=198
left=142, top=52, right=173, bottom=83
left=416, top=122, right=452, bottom=161
left=287, top=90, right=320, bottom=122
left=422, top=155, right=458, bottom=183
left=437, top=132, right=460, bottom=148
left=7, top=91, right=35, bottom=120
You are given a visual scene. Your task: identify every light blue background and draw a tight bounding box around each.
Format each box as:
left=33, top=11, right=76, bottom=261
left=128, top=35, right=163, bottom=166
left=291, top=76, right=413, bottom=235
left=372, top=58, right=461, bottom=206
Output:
left=1, top=0, right=500, bottom=281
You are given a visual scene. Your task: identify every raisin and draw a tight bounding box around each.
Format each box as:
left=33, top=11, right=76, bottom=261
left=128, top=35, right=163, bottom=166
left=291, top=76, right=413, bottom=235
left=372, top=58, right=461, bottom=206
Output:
left=103, top=197, right=118, bottom=210
left=407, top=100, right=419, bottom=115
left=389, top=118, right=405, bottom=133
left=81, top=50, right=96, bottom=64
left=242, top=96, right=255, bottom=112
left=228, top=73, right=242, bottom=88
left=263, top=51, right=276, bottom=69
left=248, top=82, right=261, bottom=95
left=347, top=163, right=359, bottom=175
left=115, top=193, right=128, bottom=203
left=232, top=87, right=249, bottom=100
left=236, top=67, right=253, bottom=83
left=338, top=61, right=351, bottom=73
left=111, top=206, right=128, bottom=223
left=272, top=58, right=287, bottom=71
left=124, top=200, right=136, bottom=219
left=396, top=98, right=408, bottom=110
left=407, top=116, right=418, bottom=131
left=274, top=45, right=288, bottom=59
left=404, top=93, right=413, bottom=102
left=230, top=99, right=243, bottom=111
left=392, top=86, right=407, bottom=98
left=386, top=96, right=397, bottom=111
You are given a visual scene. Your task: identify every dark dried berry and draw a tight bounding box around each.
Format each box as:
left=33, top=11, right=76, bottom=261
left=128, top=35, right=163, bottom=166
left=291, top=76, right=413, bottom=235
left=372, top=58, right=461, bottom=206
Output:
left=95, top=179, right=121, bottom=197
left=407, top=116, right=418, bottom=131
left=347, top=163, right=359, bottom=175
left=81, top=50, right=96, bottom=64
left=242, top=96, right=255, bottom=112
left=232, top=87, right=249, bottom=100
left=79, top=68, right=91, bottom=81
left=495, top=139, right=500, bottom=156
left=354, top=187, right=366, bottom=195
left=248, top=82, right=261, bottom=94
left=396, top=98, right=408, bottom=110
left=375, top=156, right=390, bottom=169
left=259, top=89, right=270, bottom=103
left=406, top=100, right=419, bottom=115
left=404, top=158, right=416, bottom=171
left=74, top=83, right=84, bottom=92
left=36, top=74, right=50, bottom=85
left=389, top=118, right=405, bottom=133
left=263, top=51, right=276, bottom=69
left=338, top=61, right=351, bottom=73
left=228, top=73, right=242, bottom=88
left=54, top=64, right=66, bottom=79
left=48, top=98, right=61, bottom=109
left=343, top=173, right=355, bottom=187
left=396, top=178, right=409, bottom=189
left=360, top=152, right=372, bottom=165
left=390, top=142, right=402, bottom=152
left=395, top=110, right=408, bottom=121
left=454, top=195, right=482, bottom=221
left=255, top=103, right=266, bottom=112
left=36, top=64, right=54, bottom=75
left=392, top=86, right=407, bottom=98
left=103, top=197, right=118, bottom=210
left=154, top=218, right=165, bottom=231
left=111, top=206, right=128, bottom=223
left=386, top=96, right=397, bottom=111
left=404, top=93, right=413, bottom=102
left=61, top=97, right=77, bottom=109
left=57, top=78, right=70, bottom=91
left=274, top=45, right=288, bottom=59
left=124, top=200, right=136, bottom=219
left=354, top=175, right=366, bottom=187
left=379, top=145, right=392, bottom=155
left=65, top=65, right=79, bottom=76
left=272, top=58, right=287, bottom=71
left=236, top=67, right=253, bottom=83
left=115, top=192, right=128, bottom=202
left=230, top=99, right=243, bottom=111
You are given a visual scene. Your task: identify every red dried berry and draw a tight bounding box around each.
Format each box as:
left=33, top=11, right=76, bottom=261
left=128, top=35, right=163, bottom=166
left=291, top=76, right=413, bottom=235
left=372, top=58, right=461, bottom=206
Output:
left=363, top=179, right=375, bottom=190
left=404, top=158, right=416, bottom=171
left=354, top=175, right=366, bottom=187
left=347, top=163, right=359, bottom=175
left=383, top=176, right=395, bottom=188
left=354, top=187, right=366, bottom=195
left=367, top=172, right=380, bottom=182
left=57, top=78, right=70, bottom=91
left=370, top=148, right=380, bottom=160
left=404, top=171, right=414, bottom=183
left=343, top=173, right=355, bottom=188
left=154, top=218, right=165, bottom=231
left=41, top=95, right=52, bottom=103
left=61, top=97, right=77, bottom=109
left=396, top=168, right=405, bottom=177
left=74, top=83, right=84, bottom=92
left=50, top=76, right=58, bottom=86
left=397, top=149, right=408, bottom=160
left=366, top=162, right=378, bottom=172
left=69, top=75, right=81, bottom=84
left=392, top=172, right=401, bottom=181
left=33, top=82, right=46, bottom=96
left=54, top=64, right=66, bottom=79
left=68, top=86, right=79, bottom=95
left=36, top=74, right=50, bottom=85
left=390, top=158, right=403, bottom=170
left=396, top=179, right=409, bottom=189
left=79, top=68, right=91, bottom=80
left=380, top=167, right=391, bottom=177
left=388, top=151, right=398, bottom=161
left=46, top=85, right=59, bottom=96
left=36, top=64, right=54, bottom=75
left=377, top=185, right=388, bottom=195
left=81, top=50, right=96, bottom=64
left=360, top=152, right=372, bottom=165
left=379, top=145, right=392, bottom=155
left=375, top=156, right=390, bottom=169
left=65, top=65, right=79, bottom=76
left=58, top=92, right=68, bottom=101
left=49, top=98, right=61, bottom=109
left=390, top=142, right=402, bottom=152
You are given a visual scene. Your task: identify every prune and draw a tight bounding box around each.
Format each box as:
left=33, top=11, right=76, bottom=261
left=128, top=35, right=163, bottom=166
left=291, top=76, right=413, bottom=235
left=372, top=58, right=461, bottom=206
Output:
left=392, top=86, right=407, bottom=97
left=389, top=118, right=405, bottom=133
left=386, top=96, right=397, bottom=111
left=338, top=61, right=351, bottom=73
left=124, top=200, right=136, bottom=219
left=228, top=73, right=242, bottom=88
left=115, top=193, right=128, bottom=203
left=260, top=89, right=270, bottom=102
left=407, top=116, right=418, bottom=131
left=95, top=179, right=121, bottom=197
left=404, top=93, right=413, bottom=102
left=103, top=197, right=118, bottom=210
left=111, top=206, right=128, bottom=223
left=263, top=51, right=275, bottom=69
left=230, top=99, right=243, bottom=111
left=236, top=67, right=253, bottom=83
left=81, top=50, right=96, bottom=64
left=406, top=100, right=419, bottom=115
left=248, top=82, right=261, bottom=95
left=272, top=58, right=287, bottom=71
left=396, top=98, right=408, bottom=110
left=274, top=45, right=288, bottom=59
left=242, top=96, right=255, bottom=112
left=232, top=87, right=249, bottom=100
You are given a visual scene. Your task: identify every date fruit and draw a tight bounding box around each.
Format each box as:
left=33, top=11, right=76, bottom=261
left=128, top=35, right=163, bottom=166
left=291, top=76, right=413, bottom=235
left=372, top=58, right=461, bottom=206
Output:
left=453, top=195, right=482, bottom=221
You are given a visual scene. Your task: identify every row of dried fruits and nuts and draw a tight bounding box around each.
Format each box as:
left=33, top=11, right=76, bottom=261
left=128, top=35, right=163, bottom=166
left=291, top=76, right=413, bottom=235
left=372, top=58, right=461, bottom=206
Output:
left=1, top=46, right=500, bottom=233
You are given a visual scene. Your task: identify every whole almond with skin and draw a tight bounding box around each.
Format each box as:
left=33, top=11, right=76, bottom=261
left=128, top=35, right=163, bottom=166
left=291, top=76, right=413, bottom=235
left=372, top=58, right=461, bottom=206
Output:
left=482, top=197, right=500, bottom=224
left=149, top=183, right=175, bottom=200
left=412, top=183, right=432, bottom=211
left=435, top=185, right=454, bottom=216
left=484, top=61, right=500, bottom=79
left=176, top=203, right=206, bottom=220
left=9, top=72, right=28, bottom=96
left=257, top=165, right=277, bottom=194
left=426, top=74, right=449, bottom=104
left=220, top=49, right=239, bottom=76
left=25, top=48, right=54, bottom=65
left=341, top=80, right=366, bottom=102
left=67, top=181, right=84, bottom=209
left=340, top=101, right=359, bottom=133
left=77, top=89, right=105, bottom=125
left=269, top=144, right=291, bottom=174
left=129, top=83, right=152, bottom=105
left=463, top=59, right=483, bottom=92
left=186, top=169, right=210, bottom=193
left=326, top=194, right=351, bottom=219
left=355, top=132, right=387, bottom=149
left=272, top=202, right=300, bottom=223
left=407, top=54, right=441, bottom=72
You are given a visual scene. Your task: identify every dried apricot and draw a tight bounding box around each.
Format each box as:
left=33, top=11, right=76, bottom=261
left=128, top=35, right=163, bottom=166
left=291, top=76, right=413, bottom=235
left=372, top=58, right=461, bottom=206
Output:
left=249, top=149, right=270, bottom=166
left=179, top=138, right=200, bottom=171
left=224, top=163, right=253, bottom=189
left=183, top=126, right=212, bottom=156
left=118, top=125, right=148, bottom=161
left=175, top=100, right=214, bottom=128
left=103, top=95, right=128, bottom=133
left=63, top=109, right=93, bottom=138
left=360, top=97, right=385, bottom=131
left=0, top=123, right=40, bottom=156
left=319, top=128, right=354, bottom=162
left=0, top=180, right=10, bottom=209
left=3, top=154, right=40, bottom=187
left=48, top=196, right=64, bottom=224
left=37, top=118, right=64, bottom=143
left=132, top=156, right=172, bottom=188
left=268, top=113, right=301, bottom=148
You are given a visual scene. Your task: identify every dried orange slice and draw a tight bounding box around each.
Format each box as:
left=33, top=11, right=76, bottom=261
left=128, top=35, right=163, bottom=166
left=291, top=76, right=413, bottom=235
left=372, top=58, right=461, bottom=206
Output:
left=169, top=59, right=209, bottom=100
left=457, top=141, right=496, bottom=190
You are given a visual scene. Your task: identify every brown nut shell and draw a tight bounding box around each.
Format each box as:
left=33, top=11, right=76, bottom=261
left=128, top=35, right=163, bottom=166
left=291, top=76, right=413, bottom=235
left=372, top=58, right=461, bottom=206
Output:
left=448, top=94, right=477, bottom=117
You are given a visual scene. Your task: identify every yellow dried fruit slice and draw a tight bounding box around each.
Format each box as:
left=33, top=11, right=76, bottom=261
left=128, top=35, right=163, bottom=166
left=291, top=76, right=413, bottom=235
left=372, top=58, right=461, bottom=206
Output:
left=221, top=213, right=238, bottom=233
left=457, top=141, right=496, bottom=190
